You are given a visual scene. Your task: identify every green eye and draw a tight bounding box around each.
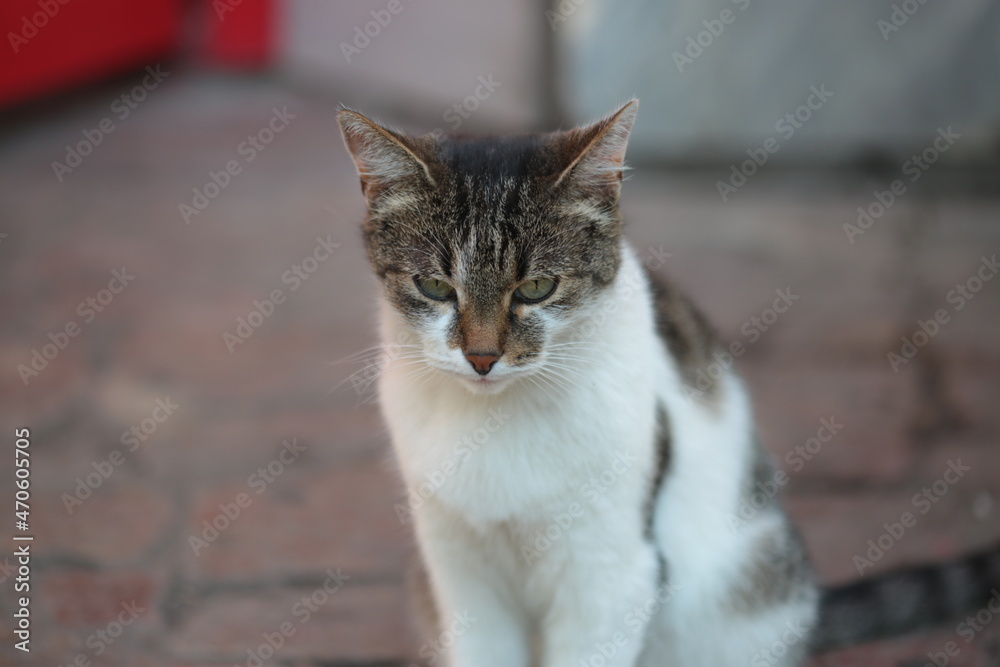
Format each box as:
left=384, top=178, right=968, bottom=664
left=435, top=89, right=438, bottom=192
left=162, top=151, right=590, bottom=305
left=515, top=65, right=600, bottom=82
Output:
left=514, top=278, right=557, bottom=303
left=414, top=276, right=455, bottom=301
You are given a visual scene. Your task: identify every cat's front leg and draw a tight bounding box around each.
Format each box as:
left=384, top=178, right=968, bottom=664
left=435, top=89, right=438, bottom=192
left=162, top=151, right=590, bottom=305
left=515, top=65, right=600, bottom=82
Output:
left=414, top=502, right=532, bottom=667
left=537, top=522, right=660, bottom=667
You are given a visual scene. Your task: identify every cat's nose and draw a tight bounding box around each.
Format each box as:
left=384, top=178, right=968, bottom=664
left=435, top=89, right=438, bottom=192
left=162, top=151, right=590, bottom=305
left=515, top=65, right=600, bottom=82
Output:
left=465, top=351, right=500, bottom=376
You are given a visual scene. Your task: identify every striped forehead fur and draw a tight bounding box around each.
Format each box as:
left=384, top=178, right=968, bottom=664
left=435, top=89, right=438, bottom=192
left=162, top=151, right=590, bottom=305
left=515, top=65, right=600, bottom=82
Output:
left=338, top=102, right=639, bottom=307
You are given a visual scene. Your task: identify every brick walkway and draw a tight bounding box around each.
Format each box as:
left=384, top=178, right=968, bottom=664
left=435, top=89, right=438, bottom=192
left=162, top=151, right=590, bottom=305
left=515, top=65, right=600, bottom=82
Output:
left=1, top=73, right=998, bottom=666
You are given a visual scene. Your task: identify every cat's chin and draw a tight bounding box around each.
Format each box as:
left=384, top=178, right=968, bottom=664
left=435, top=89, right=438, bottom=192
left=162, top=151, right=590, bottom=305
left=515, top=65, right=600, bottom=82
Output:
left=458, top=375, right=512, bottom=396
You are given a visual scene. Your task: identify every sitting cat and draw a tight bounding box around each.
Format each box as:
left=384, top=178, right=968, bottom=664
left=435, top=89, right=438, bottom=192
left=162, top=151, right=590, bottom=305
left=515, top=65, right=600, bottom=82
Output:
left=338, top=100, right=999, bottom=666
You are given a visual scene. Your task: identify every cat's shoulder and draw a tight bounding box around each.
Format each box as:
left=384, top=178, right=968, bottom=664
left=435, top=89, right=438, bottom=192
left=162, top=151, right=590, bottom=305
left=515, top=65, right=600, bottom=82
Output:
left=645, top=270, right=722, bottom=398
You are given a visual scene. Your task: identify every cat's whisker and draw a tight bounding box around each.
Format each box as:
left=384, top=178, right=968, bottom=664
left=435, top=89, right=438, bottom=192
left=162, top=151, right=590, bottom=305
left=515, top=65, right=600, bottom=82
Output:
left=521, top=373, right=549, bottom=396
left=329, top=344, right=424, bottom=366
left=385, top=359, right=433, bottom=371
left=544, top=346, right=607, bottom=358
left=541, top=358, right=594, bottom=375
left=532, top=365, right=575, bottom=396
left=345, top=351, right=428, bottom=368
left=538, top=367, right=580, bottom=393
left=408, top=368, right=442, bottom=392
left=324, top=354, right=431, bottom=402
left=336, top=342, right=422, bottom=358
left=544, top=353, right=596, bottom=365
left=526, top=371, right=560, bottom=396
left=393, top=359, right=431, bottom=375
left=340, top=356, right=425, bottom=372
left=540, top=357, right=588, bottom=372
left=326, top=358, right=426, bottom=394
left=546, top=341, right=605, bottom=349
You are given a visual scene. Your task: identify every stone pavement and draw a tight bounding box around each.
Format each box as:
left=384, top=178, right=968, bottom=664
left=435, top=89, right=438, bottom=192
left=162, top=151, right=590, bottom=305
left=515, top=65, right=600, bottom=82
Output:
left=0, top=72, right=998, bottom=666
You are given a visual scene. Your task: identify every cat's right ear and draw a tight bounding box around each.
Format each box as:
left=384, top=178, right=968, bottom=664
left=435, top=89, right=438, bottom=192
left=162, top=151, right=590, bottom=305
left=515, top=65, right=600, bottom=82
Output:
left=552, top=99, right=638, bottom=204
left=337, top=108, right=436, bottom=204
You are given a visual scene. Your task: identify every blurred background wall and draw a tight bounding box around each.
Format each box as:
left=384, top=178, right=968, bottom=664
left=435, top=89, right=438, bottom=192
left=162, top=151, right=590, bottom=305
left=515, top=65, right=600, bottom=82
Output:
left=557, top=0, right=1000, bottom=164
left=5, top=0, right=997, bottom=166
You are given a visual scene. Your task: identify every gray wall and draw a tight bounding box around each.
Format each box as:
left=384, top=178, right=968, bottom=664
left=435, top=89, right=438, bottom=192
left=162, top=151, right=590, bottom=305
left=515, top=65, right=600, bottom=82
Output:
left=557, top=0, right=1000, bottom=164
left=275, top=0, right=1000, bottom=165
left=277, top=0, right=548, bottom=133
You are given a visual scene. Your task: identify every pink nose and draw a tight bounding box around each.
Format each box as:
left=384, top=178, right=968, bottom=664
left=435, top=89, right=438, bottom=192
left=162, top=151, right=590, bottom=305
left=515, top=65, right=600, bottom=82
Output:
left=465, top=352, right=500, bottom=376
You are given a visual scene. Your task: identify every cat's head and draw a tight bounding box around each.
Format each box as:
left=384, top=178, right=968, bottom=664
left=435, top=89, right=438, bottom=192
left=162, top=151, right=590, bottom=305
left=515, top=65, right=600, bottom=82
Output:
left=338, top=100, right=638, bottom=395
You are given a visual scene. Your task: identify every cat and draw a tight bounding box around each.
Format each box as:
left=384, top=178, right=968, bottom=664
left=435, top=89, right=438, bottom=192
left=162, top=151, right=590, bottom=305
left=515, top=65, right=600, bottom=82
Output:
left=337, top=100, right=1000, bottom=666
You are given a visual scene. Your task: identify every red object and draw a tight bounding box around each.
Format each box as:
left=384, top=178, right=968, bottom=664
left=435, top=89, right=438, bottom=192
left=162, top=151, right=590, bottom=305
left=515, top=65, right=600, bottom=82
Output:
left=0, top=0, right=183, bottom=107
left=201, top=0, right=274, bottom=68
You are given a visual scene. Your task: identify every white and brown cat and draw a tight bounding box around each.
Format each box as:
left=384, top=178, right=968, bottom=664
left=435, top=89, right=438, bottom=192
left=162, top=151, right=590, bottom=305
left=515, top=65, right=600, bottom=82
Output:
left=338, top=100, right=999, bottom=666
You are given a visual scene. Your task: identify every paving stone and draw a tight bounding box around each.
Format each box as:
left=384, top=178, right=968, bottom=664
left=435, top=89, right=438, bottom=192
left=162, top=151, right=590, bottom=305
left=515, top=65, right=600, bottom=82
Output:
left=140, top=405, right=386, bottom=484
left=911, top=251, right=1000, bottom=368
left=943, top=367, right=1000, bottom=440
left=625, top=174, right=916, bottom=364
left=807, top=623, right=1000, bottom=666
left=166, top=582, right=416, bottom=664
left=32, top=480, right=177, bottom=567
left=37, top=570, right=160, bottom=628
left=182, top=458, right=410, bottom=581
left=1, top=72, right=997, bottom=667
left=743, top=362, right=919, bottom=486
left=786, top=443, right=1000, bottom=586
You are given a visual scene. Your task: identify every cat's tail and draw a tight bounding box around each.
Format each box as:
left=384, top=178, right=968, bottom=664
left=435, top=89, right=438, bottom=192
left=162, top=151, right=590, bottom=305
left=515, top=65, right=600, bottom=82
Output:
left=810, top=541, right=1000, bottom=653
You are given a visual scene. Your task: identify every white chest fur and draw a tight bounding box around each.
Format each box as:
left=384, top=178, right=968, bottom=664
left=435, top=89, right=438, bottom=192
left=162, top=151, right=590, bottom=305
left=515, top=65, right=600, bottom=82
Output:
left=378, top=246, right=664, bottom=527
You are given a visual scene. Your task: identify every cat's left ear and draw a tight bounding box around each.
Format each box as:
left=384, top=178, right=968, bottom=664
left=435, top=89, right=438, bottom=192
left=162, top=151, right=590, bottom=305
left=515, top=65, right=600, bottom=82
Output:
left=337, top=108, right=437, bottom=205
left=553, top=99, right=638, bottom=203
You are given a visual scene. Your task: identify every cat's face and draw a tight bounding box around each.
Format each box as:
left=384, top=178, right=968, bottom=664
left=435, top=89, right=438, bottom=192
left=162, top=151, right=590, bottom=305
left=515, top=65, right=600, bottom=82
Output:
left=339, top=101, right=637, bottom=394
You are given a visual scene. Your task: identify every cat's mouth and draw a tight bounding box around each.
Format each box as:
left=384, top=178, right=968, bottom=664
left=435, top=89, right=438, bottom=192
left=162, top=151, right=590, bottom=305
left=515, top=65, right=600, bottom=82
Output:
left=460, top=373, right=510, bottom=395
left=421, top=353, right=534, bottom=395
left=433, top=365, right=515, bottom=395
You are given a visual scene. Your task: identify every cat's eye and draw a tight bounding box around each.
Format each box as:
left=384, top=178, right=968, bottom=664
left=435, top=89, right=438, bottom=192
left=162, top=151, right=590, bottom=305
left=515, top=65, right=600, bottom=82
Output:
left=414, top=276, right=455, bottom=301
left=514, top=278, right=557, bottom=303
